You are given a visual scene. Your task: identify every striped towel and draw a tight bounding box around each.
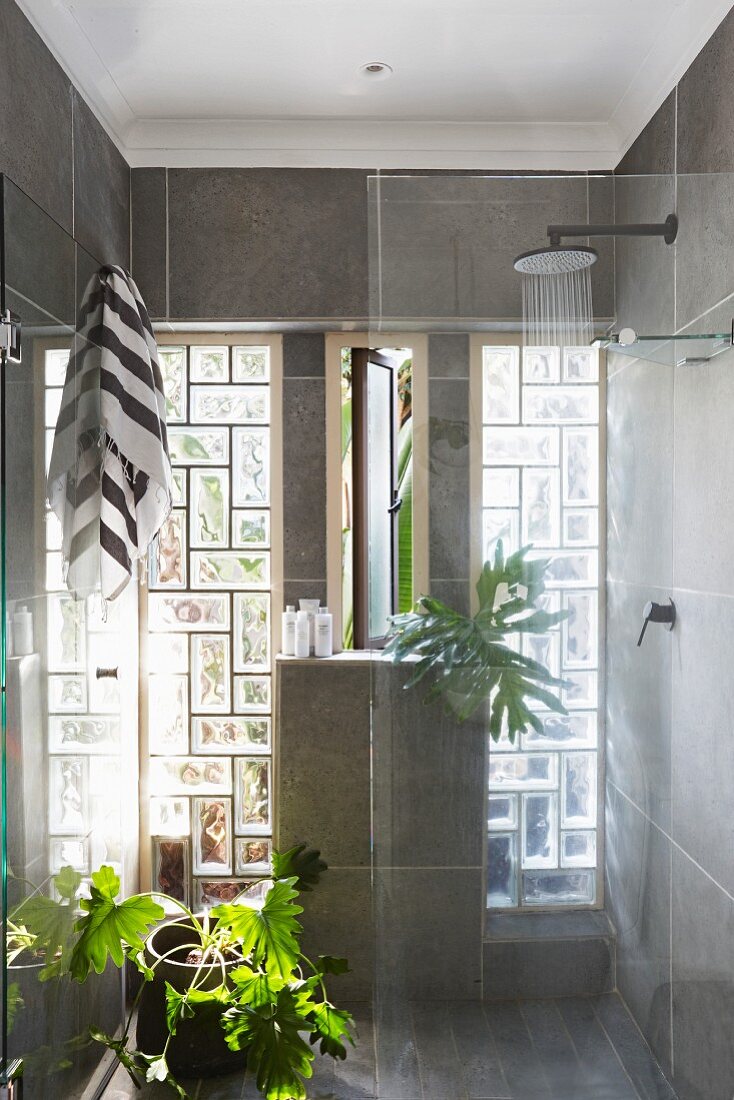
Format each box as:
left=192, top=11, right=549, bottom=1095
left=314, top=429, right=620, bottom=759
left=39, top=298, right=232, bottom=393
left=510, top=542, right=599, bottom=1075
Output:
left=47, top=265, right=172, bottom=602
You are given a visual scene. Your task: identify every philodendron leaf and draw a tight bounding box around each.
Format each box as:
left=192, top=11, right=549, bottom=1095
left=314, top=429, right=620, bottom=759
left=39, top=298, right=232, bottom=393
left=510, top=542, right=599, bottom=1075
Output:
left=222, top=988, right=314, bottom=1100
left=89, top=1028, right=144, bottom=1088
left=165, top=981, right=230, bottom=1035
left=309, top=1002, right=355, bottom=1060
left=70, top=866, right=164, bottom=982
left=141, top=1053, right=190, bottom=1099
left=53, top=865, right=83, bottom=900
left=315, top=955, right=350, bottom=976
left=271, top=844, right=327, bottom=891
left=230, top=964, right=284, bottom=1007
left=212, top=878, right=303, bottom=978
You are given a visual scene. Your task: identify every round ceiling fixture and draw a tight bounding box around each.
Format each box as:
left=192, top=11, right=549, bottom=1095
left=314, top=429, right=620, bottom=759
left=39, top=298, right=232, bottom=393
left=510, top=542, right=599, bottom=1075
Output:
left=359, top=62, right=393, bottom=81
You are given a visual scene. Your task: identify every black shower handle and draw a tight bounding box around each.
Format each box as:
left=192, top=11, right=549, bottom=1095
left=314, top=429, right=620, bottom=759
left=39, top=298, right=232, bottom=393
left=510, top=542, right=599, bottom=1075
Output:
left=637, top=599, right=676, bottom=647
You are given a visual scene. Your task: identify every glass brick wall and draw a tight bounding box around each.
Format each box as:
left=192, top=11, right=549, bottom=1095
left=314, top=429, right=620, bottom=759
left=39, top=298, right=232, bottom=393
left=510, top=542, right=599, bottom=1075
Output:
left=147, top=341, right=278, bottom=911
left=481, top=343, right=601, bottom=909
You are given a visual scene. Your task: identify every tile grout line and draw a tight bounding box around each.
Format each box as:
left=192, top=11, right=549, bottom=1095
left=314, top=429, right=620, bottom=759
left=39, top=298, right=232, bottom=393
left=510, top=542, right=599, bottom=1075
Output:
left=669, top=78, right=678, bottom=1084
left=590, top=1000, right=645, bottom=1100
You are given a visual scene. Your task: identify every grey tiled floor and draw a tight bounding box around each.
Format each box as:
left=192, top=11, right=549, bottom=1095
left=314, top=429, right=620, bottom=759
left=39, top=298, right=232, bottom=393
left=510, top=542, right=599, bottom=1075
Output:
left=104, top=994, right=676, bottom=1100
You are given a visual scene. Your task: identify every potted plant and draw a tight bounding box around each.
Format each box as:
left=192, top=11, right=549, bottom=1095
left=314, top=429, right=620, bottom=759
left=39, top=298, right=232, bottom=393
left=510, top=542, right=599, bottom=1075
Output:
left=384, top=541, right=569, bottom=740
left=10, top=845, right=353, bottom=1100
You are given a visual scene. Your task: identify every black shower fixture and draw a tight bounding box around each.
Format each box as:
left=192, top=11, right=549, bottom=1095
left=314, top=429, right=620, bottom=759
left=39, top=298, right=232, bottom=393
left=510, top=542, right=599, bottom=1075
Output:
left=514, top=213, right=678, bottom=275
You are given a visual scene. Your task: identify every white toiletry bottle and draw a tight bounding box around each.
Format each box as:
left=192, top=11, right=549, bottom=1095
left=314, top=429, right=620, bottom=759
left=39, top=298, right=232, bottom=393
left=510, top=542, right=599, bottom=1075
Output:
left=295, top=610, right=311, bottom=658
left=315, top=607, right=333, bottom=658
left=299, top=598, right=320, bottom=655
left=282, top=605, right=297, bottom=656
left=13, top=605, right=33, bottom=656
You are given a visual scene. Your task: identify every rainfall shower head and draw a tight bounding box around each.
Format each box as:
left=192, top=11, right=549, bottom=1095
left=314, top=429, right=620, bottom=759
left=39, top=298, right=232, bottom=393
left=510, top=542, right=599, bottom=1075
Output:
left=513, top=245, right=598, bottom=275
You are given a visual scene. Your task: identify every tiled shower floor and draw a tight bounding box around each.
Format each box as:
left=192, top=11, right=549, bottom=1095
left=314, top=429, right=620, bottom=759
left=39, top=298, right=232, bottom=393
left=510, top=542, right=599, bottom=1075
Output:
left=104, top=993, right=676, bottom=1100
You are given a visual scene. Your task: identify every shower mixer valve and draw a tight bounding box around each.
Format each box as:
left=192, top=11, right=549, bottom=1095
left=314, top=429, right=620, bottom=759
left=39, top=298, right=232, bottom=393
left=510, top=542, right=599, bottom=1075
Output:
left=637, top=599, right=676, bottom=646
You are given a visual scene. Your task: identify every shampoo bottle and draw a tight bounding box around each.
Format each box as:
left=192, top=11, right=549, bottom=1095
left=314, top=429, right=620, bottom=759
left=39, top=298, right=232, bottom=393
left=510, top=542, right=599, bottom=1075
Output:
left=282, top=605, right=297, bottom=655
left=314, top=607, right=333, bottom=658
left=295, top=610, right=311, bottom=658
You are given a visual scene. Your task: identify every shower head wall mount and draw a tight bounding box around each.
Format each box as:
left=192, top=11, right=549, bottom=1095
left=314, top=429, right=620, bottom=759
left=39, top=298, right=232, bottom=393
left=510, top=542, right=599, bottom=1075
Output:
left=514, top=213, right=678, bottom=274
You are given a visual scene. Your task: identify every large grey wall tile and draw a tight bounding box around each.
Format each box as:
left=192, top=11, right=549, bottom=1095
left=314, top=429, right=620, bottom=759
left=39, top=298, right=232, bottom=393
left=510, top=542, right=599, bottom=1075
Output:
left=283, top=377, right=326, bottom=581
left=675, top=172, right=734, bottom=331
left=375, top=868, right=483, bottom=1000
left=606, top=581, right=672, bottom=831
left=677, top=7, right=734, bottom=174
left=168, top=168, right=369, bottom=319
left=428, top=579, right=471, bottom=616
left=277, top=661, right=370, bottom=867
left=0, top=0, right=72, bottom=232
left=299, top=868, right=373, bottom=1001
left=606, top=354, right=673, bottom=588
left=282, top=332, right=325, bottom=378
left=673, top=348, right=734, bottom=594
left=605, top=785, right=672, bottom=1076
left=371, top=662, right=486, bottom=868
left=672, top=847, right=734, bottom=1100
left=72, top=90, right=130, bottom=267
left=589, top=173, right=615, bottom=320
left=282, top=579, right=326, bottom=610
left=671, top=589, right=734, bottom=896
left=428, top=333, right=470, bottom=379
left=131, top=168, right=167, bottom=319
left=3, top=177, right=75, bottom=325
left=613, top=174, right=675, bottom=336
left=616, top=92, right=676, bottom=176
left=483, top=936, right=613, bottom=1001
left=429, top=379, right=470, bottom=580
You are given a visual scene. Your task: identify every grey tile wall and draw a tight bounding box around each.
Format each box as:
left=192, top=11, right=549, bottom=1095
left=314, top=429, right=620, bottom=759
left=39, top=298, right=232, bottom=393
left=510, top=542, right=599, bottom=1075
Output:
left=610, top=12, right=734, bottom=1091
left=131, top=167, right=167, bottom=318
left=0, top=1, right=130, bottom=267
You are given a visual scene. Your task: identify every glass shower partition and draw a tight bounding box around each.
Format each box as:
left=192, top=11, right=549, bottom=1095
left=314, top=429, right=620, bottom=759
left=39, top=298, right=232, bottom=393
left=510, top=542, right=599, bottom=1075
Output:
left=0, top=175, right=138, bottom=1099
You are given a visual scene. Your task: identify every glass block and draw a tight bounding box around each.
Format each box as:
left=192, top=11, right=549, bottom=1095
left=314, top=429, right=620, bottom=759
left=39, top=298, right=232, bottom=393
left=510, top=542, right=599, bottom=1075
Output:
left=522, top=792, right=558, bottom=869
left=233, top=346, right=270, bottom=382
left=235, top=838, right=272, bottom=876
left=150, top=511, right=187, bottom=588
left=488, top=753, right=558, bottom=791
left=150, top=756, right=232, bottom=796
left=192, top=551, right=270, bottom=590
left=150, top=797, right=191, bottom=837
left=483, top=467, right=519, bottom=508
left=46, top=510, right=63, bottom=551
left=563, top=591, right=598, bottom=669
left=523, top=346, right=560, bottom=383
left=190, top=469, right=229, bottom=548
left=152, top=838, right=190, bottom=914
left=193, top=717, right=270, bottom=754
left=158, top=346, right=187, bottom=422
left=49, top=756, right=88, bottom=834
left=533, top=549, right=598, bottom=588
left=45, top=348, right=69, bottom=386
left=171, top=469, right=187, bottom=507
left=233, top=427, right=269, bottom=504
left=193, top=797, right=232, bottom=875
left=522, top=469, right=560, bottom=547
left=234, top=593, right=270, bottom=672
left=561, top=830, right=597, bottom=868
left=522, top=711, right=597, bottom=751
left=483, top=508, right=519, bottom=559
left=563, top=346, right=599, bottom=382
left=148, top=593, right=230, bottom=632
left=484, top=426, right=559, bottom=467
left=191, top=635, right=230, bottom=712
left=148, top=675, right=189, bottom=754
left=523, top=631, right=560, bottom=679
left=47, top=594, right=86, bottom=671
left=48, top=673, right=87, bottom=712
left=234, top=757, right=271, bottom=834
left=487, top=833, right=517, bottom=908
left=562, top=752, right=597, bottom=828
left=563, top=427, right=599, bottom=505
left=87, top=593, right=121, bottom=632
left=523, top=869, right=595, bottom=906
left=45, top=387, right=63, bottom=429
left=232, top=510, right=270, bottom=549
left=234, top=675, right=271, bottom=714
left=190, top=345, right=228, bottom=382
left=563, top=508, right=597, bottom=547
left=194, top=879, right=251, bottom=908
left=49, top=837, right=89, bottom=874
left=86, top=637, right=121, bottom=714
left=482, top=346, right=519, bottom=424
left=488, top=793, right=518, bottom=831
left=563, top=671, right=598, bottom=709
left=523, top=385, right=598, bottom=425
left=48, top=716, right=119, bottom=754
left=168, top=427, right=228, bottom=466
left=191, top=385, right=269, bottom=424
left=147, top=633, right=189, bottom=674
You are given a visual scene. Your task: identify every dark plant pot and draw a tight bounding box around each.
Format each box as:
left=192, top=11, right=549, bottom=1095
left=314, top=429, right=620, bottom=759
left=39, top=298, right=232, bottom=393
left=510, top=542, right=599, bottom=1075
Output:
left=136, top=918, right=247, bottom=1079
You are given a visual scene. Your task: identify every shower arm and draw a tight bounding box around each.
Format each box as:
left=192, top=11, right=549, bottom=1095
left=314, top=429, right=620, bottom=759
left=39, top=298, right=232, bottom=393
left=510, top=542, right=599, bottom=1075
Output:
left=547, top=213, right=678, bottom=248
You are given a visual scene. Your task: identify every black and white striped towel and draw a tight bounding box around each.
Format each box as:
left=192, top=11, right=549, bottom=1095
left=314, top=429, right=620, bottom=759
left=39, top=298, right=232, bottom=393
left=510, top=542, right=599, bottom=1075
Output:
left=47, top=265, right=172, bottom=602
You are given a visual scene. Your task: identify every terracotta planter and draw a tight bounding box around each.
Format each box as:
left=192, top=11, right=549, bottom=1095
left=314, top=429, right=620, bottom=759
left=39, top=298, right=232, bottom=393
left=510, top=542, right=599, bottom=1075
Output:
left=136, top=918, right=247, bottom=1078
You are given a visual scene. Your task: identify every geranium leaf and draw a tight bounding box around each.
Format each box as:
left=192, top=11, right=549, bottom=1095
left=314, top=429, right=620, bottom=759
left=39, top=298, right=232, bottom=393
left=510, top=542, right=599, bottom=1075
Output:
left=70, top=866, right=164, bottom=982
left=212, top=878, right=303, bottom=978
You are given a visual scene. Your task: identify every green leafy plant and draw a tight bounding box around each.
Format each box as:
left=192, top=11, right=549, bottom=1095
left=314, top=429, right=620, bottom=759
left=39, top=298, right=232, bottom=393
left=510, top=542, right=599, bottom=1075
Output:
left=8, top=845, right=352, bottom=1100
left=384, top=540, right=570, bottom=742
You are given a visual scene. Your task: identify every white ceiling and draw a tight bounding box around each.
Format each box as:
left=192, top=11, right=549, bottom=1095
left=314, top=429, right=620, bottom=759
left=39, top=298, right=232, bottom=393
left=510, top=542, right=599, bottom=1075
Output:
left=17, top=0, right=734, bottom=169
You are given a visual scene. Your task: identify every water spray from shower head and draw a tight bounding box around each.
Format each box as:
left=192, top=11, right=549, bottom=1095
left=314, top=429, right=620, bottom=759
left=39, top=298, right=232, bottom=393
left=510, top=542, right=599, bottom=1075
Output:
left=513, top=245, right=598, bottom=275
